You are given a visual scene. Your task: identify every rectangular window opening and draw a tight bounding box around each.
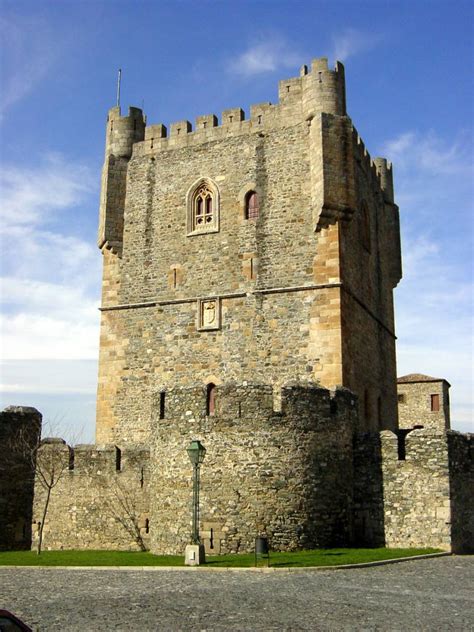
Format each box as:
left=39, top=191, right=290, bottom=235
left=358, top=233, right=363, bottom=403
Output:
left=431, top=394, right=440, bottom=412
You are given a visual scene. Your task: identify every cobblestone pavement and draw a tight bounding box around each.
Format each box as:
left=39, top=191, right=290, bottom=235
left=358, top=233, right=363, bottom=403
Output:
left=0, top=557, right=473, bottom=631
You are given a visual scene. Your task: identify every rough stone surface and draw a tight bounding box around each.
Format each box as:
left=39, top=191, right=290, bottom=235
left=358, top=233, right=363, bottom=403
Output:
left=354, top=429, right=473, bottom=552
left=0, top=408, right=42, bottom=550
left=31, top=443, right=150, bottom=551
left=0, top=557, right=472, bottom=631
left=96, top=57, right=401, bottom=444
left=150, top=384, right=357, bottom=554
left=397, top=375, right=451, bottom=430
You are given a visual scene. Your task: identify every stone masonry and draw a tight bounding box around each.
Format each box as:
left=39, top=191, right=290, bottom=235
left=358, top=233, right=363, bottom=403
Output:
left=397, top=373, right=451, bottom=430
left=96, top=57, right=401, bottom=445
left=0, top=407, right=41, bottom=550
left=150, top=383, right=357, bottom=554
left=0, top=58, right=472, bottom=555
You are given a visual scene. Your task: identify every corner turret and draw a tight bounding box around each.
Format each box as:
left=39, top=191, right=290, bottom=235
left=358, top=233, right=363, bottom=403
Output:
left=98, top=106, right=146, bottom=254
left=373, top=158, right=394, bottom=204
left=302, top=57, right=347, bottom=119
left=105, top=106, right=145, bottom=158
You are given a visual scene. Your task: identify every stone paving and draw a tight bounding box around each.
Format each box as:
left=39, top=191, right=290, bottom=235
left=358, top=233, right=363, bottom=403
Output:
left=0, top=557, right=473, bottom=631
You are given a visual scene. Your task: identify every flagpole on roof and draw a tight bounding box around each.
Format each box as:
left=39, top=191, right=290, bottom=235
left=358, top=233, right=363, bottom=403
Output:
left=116, top=68, right=122, bottom=108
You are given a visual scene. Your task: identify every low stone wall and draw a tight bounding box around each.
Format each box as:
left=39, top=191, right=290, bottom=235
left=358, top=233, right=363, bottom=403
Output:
left=381, top=429, right=452, bottom=550
left=0, top=407, right=42, bottom=550
left=149, top=383, right=357, bottom=554
left=32, top=443, right=150, bottom=551
left=380, top=429, right=473, bottom=551
left=353, top=428, right=473, bottom=552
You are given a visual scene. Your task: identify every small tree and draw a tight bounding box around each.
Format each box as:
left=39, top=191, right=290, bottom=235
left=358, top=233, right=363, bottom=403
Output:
left=33, top=438, right=73, bottom=554
left=11, top=421, right=79, bottom=555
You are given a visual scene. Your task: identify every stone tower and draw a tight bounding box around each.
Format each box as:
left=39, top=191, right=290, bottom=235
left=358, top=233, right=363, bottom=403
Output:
left=96, top=57, right=402, bottom=444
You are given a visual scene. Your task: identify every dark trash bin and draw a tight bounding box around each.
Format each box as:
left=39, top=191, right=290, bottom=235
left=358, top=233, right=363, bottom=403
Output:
left=255, top=536, right=270, bottom=566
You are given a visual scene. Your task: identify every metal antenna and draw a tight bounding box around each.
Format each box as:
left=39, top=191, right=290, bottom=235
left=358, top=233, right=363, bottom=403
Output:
left=116, top=68, right=122, bottom=108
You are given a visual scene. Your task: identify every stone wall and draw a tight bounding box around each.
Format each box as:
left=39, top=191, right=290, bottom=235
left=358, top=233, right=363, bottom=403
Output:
left=32, top=443, right=150, bottom=551
left=150, top=383, right=357, bottom=555
left=447, top=431, right=474, bottom=552
left=95, top=57, right=401, bottom=444
left=352, top=432, right=385, bottom=546
left=0, top=407, right=42, bottom=550
left=353, top=428, right=473, bottom=552
left=398, top=379, right=450, bottom=430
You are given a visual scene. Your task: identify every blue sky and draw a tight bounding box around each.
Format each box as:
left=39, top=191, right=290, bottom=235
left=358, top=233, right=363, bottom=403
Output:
left=0, top=0, right=472, bottom=440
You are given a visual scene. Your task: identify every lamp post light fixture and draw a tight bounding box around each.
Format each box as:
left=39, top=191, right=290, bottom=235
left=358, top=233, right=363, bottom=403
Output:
left=184, top=440, right=206, bottom=565
left=186, top=440, right=206, bottom=544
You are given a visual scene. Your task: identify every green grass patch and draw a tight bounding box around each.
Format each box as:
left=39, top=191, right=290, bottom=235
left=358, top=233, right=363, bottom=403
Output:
left=0, top=547, right=442, bottom=568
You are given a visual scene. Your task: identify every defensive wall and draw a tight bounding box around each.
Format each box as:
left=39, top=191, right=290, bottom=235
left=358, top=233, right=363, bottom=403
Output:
left=354, top=428, right=473, bottom=552
left=150, top=383, right=357, bottom=554
left=1, top=386, right=472, bottom=553
left=96, top=57, right=401, bottom=444
left=31, top=442, right=150, bottom=551
left=0, top=407, right=42, bottom=550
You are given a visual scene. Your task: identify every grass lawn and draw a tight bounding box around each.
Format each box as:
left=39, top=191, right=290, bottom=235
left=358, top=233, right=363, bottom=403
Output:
left=0, top=547, right=443, bottom=568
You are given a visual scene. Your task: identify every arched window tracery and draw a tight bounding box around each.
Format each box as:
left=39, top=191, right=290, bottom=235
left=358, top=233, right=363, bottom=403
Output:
left=187, top=179, right=219, bottom=234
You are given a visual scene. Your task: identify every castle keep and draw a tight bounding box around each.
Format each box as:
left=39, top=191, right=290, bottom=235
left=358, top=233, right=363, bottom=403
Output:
left=1, top=59, right=472, bottom=554
left=96, top=57, right=401, bottom=444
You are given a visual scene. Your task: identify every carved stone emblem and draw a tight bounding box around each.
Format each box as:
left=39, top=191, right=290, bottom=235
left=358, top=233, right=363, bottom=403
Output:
left=197, top=298, right=221, bottom=331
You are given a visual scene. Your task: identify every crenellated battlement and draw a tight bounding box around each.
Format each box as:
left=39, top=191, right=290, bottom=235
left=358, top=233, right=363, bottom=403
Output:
left=38, top=440, right=150, bottom=474
left=107, top=58, right=346, bottom=159
left=152, top=382, right=357, bottom=434
left=350, top=126, right=394, bottom=202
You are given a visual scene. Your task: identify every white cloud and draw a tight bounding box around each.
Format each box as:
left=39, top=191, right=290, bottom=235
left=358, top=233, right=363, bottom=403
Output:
left=0, top=153, right=94, bottom=228
left=0, top=359, right=98, bottom=395
left=383, top=130, right=472, bottom=176
left=331, top=28, right=382, bottom=63
left=228, top=38, right=301, bottom=77
left=0, top=15, right=58, bottom=119
left=381, top=130, right=474, bottom=433
left=0, top=294, right=99, bottom=360
left=0, top=154, right=100, bottom=361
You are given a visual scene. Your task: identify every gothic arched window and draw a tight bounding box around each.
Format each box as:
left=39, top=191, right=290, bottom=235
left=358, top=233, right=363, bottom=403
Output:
left=245, top=191, right=259, bottom=220
left=187, top=178, right=220, bottom=235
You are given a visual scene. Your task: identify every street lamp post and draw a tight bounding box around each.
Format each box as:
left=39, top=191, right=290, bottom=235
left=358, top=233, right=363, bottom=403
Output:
left=184, top=440, right=206, bottom=565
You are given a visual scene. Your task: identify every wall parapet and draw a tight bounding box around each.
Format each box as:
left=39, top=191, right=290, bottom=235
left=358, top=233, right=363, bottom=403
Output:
left=38, top=441, right=150, bottom=474
left=121, top=57, right=348, bottom=159
left=152, top=382, right=358, bottom=433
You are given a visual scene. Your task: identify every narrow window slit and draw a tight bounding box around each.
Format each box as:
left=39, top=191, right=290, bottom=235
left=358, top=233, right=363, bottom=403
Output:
left=115, top=446, right=122, bottom=471
left=159, top=392, right=166, bottom=419
left=206, top=383, right=216, bottom=416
